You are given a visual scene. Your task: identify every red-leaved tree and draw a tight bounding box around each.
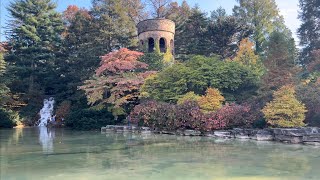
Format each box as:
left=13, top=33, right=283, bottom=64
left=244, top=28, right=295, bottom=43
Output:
left=79, top=48, right=156, bottom=117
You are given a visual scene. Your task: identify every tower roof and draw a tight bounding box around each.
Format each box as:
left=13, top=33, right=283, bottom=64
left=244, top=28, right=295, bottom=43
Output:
left=137, top=18, right=175, bottom=36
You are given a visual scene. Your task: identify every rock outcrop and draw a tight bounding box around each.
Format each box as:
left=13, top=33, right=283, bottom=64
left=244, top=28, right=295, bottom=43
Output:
left=101, top=126, right=320, bottom=146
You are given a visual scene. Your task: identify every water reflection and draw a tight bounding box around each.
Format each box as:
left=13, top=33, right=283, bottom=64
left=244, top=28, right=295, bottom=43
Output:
left=38, top=127, right=55, bottom=154
left=1, top=128, right=320, bottom=180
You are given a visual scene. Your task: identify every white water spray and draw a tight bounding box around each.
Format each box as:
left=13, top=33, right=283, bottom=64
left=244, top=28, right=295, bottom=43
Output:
left=38, top=97, right=55, bottom=126
left=39, top=126, right=55, bottom=154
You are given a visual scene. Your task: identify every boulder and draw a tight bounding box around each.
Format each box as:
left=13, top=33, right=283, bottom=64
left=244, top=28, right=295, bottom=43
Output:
left=101, top=127, right=107, bottom=133
left=183, top=130, right=201, bottom=136
left=175, top=129, right=185, bottom=136
left=233, top=128, right=251, bottom=139
left=255, top=130, right=274, bottom=141
left=275, top=134, right=303, bottom=144
left=131, top=126, right=139, bottom=132
left=214, top=131, right=234, bottom=138
left=302, top=135, right=320, bottom=142
left=203, top=132, right=215, bottom=137
left=161, top=130, right=176, bottom=135
left=140, top=127, right=151, bottom=131
left=303, top=127, right=320, bottom=135
left=272, top=128, right=305, bottom=137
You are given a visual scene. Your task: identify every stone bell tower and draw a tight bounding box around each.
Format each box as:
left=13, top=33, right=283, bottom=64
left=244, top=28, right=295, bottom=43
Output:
left=137, top=18, right=175, bottom=55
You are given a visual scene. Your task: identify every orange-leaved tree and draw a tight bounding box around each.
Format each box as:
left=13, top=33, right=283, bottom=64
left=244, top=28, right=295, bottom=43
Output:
left=79, top=48, right=156, bottom=117
left=262, top=85, right=307, bottom=127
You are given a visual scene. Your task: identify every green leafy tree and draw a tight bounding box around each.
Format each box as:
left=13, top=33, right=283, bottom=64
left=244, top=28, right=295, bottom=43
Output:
left=233, top=0, right=286, bottom=54
left=298, top=0, right=320, bottom=64
left=262, top=85, right=307, bottom=127
left=141, top=55, right=260, bottom=103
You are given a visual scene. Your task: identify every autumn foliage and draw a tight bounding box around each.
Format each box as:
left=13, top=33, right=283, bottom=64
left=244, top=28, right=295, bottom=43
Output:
left=130, top=100, right=253, bottom=131
left=262, top=85, right=307, bottom=127
left=80, top=48, right=156, bottom=116
left=198, top=88, right=225, bottom=112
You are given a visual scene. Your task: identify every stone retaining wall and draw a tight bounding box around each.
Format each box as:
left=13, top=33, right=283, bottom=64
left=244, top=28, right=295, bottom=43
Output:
left=101, top=126, right=320, bottom=146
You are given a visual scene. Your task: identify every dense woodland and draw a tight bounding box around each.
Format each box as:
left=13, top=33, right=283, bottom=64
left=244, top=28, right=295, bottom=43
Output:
left=0, top=0, right=319, bottom=130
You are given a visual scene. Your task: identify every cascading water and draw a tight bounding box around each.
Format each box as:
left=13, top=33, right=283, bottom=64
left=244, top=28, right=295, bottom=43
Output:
left=38, top=97, right=55, bottom=126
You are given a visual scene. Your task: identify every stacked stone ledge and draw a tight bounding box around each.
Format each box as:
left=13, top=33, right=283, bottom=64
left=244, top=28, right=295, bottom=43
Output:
left=101, top=126, right=320, bottom=146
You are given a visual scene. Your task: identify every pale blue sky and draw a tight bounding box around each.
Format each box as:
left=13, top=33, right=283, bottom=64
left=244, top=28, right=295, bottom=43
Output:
left=0, top=0, right=300, bottom=42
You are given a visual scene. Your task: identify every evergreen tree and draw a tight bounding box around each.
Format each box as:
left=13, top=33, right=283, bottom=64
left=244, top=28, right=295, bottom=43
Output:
left=0, top=51, right=10, bottom=105
left=175, top=7, right=210, bottom=56
left=207, top=9, right=252, bottom=58
left=0, top=52, right=5, bottom=76
left=165, top=1, right=192, bottom=57
left=55, top=6, right=100, bottom=104
left=6, top=0, right=64, bottom=118
left=233, top=0, right=286, bottom=54
left=91, top=0, right=137, bottom=54
left=262, top=31, right=299, bottom=91
left=298, top=0, right=320, bottom=64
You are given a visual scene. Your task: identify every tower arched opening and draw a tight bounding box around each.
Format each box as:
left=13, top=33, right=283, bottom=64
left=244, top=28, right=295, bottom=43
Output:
left=160, top=38, right=166, bottom=53
left=148, top=38, right=155, bottom=52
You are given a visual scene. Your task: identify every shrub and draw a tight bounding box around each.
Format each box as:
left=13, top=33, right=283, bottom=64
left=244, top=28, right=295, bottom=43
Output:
left=130, top=100, right=254, bottom=132
left=65, top=108, right=115, bottom=130
left=209, top=103, right=252, bottom=128
left=177, top=92, right=201, bottom=105
left=262, top=85, right=307, bottom=127
left=129, top=101, right=176, bottom=130
left=296, top=81, right=320, bottom=126
left=0, top=108, right=18, bottom=128
left=55, top=101, right=71, bottom=126
left=175, top=101, right=206, bottom=131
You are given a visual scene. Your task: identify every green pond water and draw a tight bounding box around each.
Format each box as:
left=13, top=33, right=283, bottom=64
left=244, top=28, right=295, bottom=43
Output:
left=1, top=128, right=320, bottom=180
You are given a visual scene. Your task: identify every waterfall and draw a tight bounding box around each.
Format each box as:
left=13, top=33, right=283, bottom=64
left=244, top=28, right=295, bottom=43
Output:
left=38, top=97, right=55, bottom=126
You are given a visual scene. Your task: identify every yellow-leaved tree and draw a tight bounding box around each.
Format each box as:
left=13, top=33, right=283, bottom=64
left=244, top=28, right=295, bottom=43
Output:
left=198, top=88, right=225, bottom=113
left=233, top=38, right=264, bottom=77
left=262, top=85, right=307, bottom=127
